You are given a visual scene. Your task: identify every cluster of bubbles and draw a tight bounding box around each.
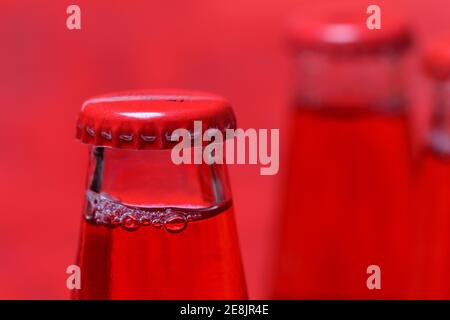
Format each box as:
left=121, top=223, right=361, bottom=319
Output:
left=85, top=191, right=200, bottom=233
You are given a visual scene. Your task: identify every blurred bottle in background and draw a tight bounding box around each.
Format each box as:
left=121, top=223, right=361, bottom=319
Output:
left=413, top=38, right=450, bottom=299
left=73, top=90, right=247, bottom=299
left=273, top=4, right=415, bottom=299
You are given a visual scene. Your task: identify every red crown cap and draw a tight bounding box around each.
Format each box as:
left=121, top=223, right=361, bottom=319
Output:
left=76, top=89, right=236, bottom=149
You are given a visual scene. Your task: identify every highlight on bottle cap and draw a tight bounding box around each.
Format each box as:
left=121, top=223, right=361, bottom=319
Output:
left=286, top=3, right=412, bottom=53
left=76, top=89, right=237, bottom=149
left=423, top=36, right=450, bottom=81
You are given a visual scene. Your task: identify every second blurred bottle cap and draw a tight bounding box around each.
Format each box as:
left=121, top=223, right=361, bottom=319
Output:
left=423, top=36, right=450, bottom=81
left=287, top=3, right=412, bottom=53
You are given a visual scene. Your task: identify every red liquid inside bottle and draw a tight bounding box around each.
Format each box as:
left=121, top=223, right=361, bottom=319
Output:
left=274, top=6, right=414, bottom=299
left=276, top=106, right=412, bottom=299
left=413, top=39, right=450, bottom=298
left=77, top=205, right=244, bottom=299
left=414, top=153, right=450, bottom=298
left=73, top=91, right=247, bottom=299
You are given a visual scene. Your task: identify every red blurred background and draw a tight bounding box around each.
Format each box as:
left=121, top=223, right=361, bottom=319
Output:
left=0, top=0, right=448, bottom=299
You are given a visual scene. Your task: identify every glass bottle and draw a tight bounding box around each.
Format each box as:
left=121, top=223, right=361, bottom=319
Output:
left=413, top=37, right=450, bottom=299
left=274, top=5, right=414, bottom=299
left=73, top=90, right=247, bottom=299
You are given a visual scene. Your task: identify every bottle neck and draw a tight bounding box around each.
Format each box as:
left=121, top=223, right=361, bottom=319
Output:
left=294, top=49, right=408, bottom=114
left=85, top=146, right=232, bottom=232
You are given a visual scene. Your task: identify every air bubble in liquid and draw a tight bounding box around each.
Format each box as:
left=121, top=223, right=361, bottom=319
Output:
left=85, top=191, right=224, bottom=233
left=111, top=217, right=121, bottom=225
left=121, top=215, right=139, bottom=231
left=152, top=219, right=162, bottom=229
left=163, top=212, right=187, bottom=233
left=140, top=216, right=152, bottom=226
